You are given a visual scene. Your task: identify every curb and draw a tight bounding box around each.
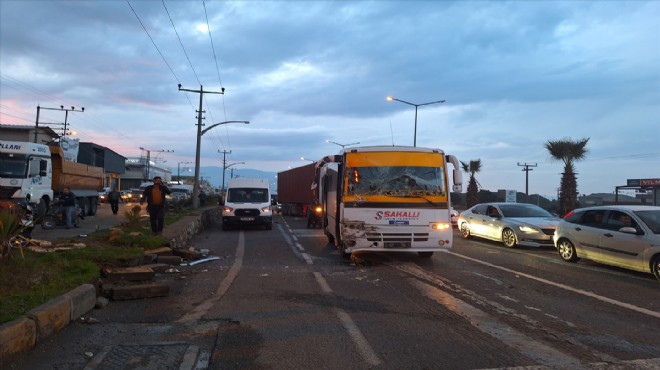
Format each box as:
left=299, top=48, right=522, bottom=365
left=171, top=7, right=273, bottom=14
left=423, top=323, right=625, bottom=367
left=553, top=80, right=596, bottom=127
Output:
left=0, top=207, right=220, bottom=359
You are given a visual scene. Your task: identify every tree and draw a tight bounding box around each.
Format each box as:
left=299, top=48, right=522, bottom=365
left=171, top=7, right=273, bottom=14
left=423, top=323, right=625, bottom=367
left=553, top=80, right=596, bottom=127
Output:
left=461, top=159, right=482, bottom=208
left=544, top=137, right=589, bottom=216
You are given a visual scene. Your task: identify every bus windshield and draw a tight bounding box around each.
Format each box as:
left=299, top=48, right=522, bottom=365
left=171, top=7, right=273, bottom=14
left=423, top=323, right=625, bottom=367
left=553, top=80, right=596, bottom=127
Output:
left=0, top=153, right=28, bottom=178
left=346, top=166, right=446, bottom=197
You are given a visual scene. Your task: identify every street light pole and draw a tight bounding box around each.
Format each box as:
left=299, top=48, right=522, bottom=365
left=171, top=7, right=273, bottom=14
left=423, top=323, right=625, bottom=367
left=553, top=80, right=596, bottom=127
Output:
left=386, top=96, right=445, bottom=147
left=178, top=84, right=227, bottom=209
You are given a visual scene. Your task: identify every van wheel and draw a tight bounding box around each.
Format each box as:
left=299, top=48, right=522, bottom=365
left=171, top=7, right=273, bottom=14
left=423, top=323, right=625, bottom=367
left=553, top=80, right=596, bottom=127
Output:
left=651, top=256, right=660, bottom=281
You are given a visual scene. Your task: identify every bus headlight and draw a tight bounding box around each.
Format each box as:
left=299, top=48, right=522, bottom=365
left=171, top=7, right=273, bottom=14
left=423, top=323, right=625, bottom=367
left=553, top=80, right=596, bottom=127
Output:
left=431, top=222, right=450, bottom=230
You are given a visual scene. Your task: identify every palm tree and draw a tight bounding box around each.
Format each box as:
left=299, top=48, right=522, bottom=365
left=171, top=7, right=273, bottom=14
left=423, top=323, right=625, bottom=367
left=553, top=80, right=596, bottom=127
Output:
left=544, top=137, right=589, bottom=216
left=461, top=159, right=482, bottom=208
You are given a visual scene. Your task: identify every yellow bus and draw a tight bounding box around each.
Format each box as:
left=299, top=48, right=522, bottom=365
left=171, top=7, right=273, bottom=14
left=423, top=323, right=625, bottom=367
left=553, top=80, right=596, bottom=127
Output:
left=317, top=146, right=462, bottom=258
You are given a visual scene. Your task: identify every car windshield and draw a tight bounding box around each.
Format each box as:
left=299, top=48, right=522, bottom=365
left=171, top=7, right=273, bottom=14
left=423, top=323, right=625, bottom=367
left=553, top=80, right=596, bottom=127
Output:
left=499, top=204, right=553, bottom=218
left=346, top=166, right=445, bottom=197
left=634, top=210, right=660, bottom=234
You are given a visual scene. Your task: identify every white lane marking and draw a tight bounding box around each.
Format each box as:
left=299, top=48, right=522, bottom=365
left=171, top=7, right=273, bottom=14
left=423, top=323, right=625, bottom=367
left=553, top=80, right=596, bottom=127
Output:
left=313, top=272, right=382, bottom=366
left=176, top=231, right=245, bottom=323
left=448, top=251, right=660, bottom=319
left=411, top=278, right=583, bottom=368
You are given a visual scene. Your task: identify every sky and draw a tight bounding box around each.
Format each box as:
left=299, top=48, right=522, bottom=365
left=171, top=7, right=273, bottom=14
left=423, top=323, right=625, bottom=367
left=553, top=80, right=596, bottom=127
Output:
left=1, top=0, right=659, bottom=198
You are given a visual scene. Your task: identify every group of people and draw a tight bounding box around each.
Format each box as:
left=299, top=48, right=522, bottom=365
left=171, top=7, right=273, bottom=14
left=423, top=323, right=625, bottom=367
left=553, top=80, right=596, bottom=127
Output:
left=57, top=176, right=171, bottom=235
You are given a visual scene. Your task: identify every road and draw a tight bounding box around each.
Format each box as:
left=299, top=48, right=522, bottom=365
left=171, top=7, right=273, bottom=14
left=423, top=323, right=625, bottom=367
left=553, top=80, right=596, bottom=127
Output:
left=5, top=214, right=659, bottom=370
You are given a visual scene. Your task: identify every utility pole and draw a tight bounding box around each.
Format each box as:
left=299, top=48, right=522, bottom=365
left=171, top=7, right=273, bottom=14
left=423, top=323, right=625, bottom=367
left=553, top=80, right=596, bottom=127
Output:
left=34, top=105, right=84, bottom=142
left=517, top=162, right=537, bottom=199
left=178, top=84, right=225, bottom=209
left=219, top=150, right=231, bottom=192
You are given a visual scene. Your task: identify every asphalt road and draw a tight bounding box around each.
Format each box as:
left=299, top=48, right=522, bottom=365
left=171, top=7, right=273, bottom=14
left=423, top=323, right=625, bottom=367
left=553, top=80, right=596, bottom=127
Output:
left=5, top=214, right=659, bottom=370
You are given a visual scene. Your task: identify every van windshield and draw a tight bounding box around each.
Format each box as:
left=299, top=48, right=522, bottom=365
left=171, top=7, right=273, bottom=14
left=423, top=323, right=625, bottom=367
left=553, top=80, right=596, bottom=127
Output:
left=227, top=188, right=269, bottom=203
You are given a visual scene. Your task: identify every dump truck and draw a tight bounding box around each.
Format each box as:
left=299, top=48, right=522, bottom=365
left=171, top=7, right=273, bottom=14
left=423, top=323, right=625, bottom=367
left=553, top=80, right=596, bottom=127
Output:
left=0, top=140, right=104, bottom=219
left=277, top=163, right=317, bottom=216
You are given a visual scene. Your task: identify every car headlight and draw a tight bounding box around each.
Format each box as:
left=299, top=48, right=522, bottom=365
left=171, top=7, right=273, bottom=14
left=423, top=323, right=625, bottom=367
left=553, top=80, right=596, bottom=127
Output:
left=223, top=206, right=234, bottom=214
left=519, top=225, right=541, bottom=234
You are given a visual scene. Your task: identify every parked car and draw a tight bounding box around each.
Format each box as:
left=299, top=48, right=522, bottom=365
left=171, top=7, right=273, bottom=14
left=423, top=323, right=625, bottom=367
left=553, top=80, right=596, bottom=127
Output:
left=553, top=205, right=660, bottom=280
left=458, top=202, right=560, bottom=248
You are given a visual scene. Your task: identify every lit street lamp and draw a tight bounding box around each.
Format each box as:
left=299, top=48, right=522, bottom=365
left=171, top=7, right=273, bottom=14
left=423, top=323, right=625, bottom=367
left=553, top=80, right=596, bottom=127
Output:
left=326, top=140, right=360, bottom=149
left=386, top=96, right=445, bottom=147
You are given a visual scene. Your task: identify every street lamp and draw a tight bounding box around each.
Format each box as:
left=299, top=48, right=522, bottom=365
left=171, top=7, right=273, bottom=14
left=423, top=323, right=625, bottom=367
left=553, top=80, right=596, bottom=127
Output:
left=192, top=120, right=249, bottom=208
left=300, top=157, right=315, bottom=162
left=326, top=140, right=360, bottom=149
left=222, top=161, right=245, bottom=192
left=386, top=96, right=445, bottom=147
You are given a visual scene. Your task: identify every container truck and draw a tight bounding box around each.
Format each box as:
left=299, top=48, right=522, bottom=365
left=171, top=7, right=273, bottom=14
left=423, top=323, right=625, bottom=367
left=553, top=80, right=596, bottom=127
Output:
left=316, top=145, right=462, bottom=258
left=277, top=163, right=317, bottom=216
left=0, top=140, right=104, bottom=219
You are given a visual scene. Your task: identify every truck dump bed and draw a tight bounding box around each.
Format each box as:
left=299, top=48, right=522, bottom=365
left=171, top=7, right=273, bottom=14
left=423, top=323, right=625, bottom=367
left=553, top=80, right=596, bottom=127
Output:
left=50, top=146, right=104, bottom=192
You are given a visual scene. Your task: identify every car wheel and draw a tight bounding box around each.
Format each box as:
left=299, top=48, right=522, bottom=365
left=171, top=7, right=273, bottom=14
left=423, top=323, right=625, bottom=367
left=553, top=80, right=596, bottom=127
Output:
left=502, top=228, right=517, bottom=248
left=651, top=255, right=660, bottom=281
left=418, top=252, right=434, bottom=258
left=557, top=239, right=579, bottom=262
left=460, top=223, right=471, bottom=239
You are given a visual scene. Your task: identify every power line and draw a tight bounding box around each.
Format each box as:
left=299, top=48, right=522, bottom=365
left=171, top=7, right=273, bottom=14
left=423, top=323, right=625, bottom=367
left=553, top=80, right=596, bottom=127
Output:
left=126, top=0, right=196, bottom=112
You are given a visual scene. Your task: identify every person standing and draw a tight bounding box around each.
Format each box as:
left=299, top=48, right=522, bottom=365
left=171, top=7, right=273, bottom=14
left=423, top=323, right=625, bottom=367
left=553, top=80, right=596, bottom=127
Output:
left=140, top=176, right=171, bottom=236
left=108, top=186, right=121, bottom=215
left=59, top=186, right=78, bottom=229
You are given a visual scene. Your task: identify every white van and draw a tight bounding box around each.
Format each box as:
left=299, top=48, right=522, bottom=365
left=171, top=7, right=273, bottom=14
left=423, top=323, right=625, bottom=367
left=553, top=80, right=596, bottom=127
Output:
left=221, top=178, right=273, bottom=230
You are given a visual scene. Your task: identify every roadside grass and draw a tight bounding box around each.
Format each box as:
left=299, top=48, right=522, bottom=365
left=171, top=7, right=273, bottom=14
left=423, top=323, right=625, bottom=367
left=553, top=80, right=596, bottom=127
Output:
left=0, top=206, right=192, bottom=324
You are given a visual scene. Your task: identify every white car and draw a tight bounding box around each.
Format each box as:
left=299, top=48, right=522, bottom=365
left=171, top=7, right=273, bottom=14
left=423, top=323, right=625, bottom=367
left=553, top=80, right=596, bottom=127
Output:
left=553, top=205, right=660, bottom=281
left=458, top=202, right=560, bottom=248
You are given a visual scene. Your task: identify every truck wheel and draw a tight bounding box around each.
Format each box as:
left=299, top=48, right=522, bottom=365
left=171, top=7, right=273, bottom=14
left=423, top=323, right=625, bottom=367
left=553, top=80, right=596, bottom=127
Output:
left=325, top=231, right=335, bottom=244
left=78, top=198, right=89, bottom=216
left=41, top=215, right=57, bottom=230
left=88, top=198, right=98, bottom=216
left=35, top=199, right=47, bottom=223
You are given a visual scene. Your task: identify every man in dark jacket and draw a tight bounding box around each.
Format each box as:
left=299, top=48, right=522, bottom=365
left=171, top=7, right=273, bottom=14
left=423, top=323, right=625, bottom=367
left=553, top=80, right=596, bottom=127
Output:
left=59, top=186, right=78, bottom=229
left=140, top=176, right=171, bottom=236
left=108, top=186, right=121, bottom=215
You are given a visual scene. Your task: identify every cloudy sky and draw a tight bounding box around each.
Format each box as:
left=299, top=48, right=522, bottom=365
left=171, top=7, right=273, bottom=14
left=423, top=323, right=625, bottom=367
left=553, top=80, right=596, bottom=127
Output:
left=1, top=0, right=658, bottom=198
